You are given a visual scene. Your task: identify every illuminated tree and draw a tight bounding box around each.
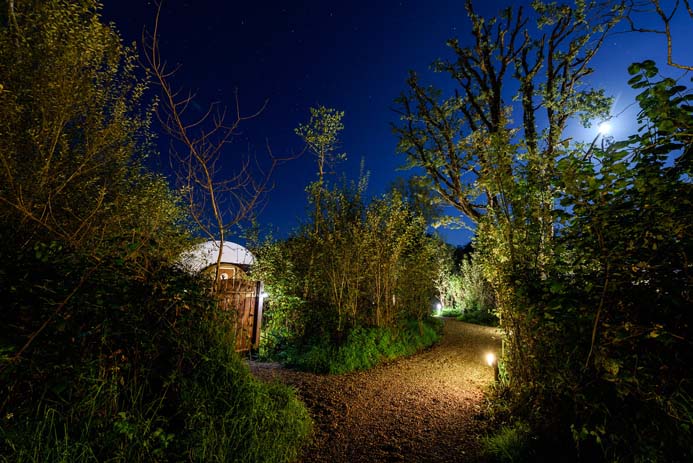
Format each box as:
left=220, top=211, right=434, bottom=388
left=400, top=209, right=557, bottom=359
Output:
left=295, top=105, right=346, bottom=233
left=0, top=0, right=182, bottom=258
left=0, top=5, right=311, bottom=461
left=394, top=0, right=624, bottom=384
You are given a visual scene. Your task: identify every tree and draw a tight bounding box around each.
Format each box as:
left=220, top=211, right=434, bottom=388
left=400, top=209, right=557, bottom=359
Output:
left=394, top=0, right=624, bottom=385
left=389, top=175, right=444, bottom=227
left=395, top=1, right=692, bottom=458
left=295, top=105, right=346, bottom=233
left=143, top=4, right=290, bottom=286
left=0, top=0, right=183, bottom=259
left=625, top=0, right=693, bottom=71
left=0, top=0, right=190, bottom=371
left=292, top=106, right=347, bottom=301
left=0, top=4, right=312, bottom=460
left=550, top=60, right=693, bottom=460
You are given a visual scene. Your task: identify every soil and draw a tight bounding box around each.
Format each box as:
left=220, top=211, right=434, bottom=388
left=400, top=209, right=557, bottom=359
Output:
left=249, top=319, right=502, bottom=463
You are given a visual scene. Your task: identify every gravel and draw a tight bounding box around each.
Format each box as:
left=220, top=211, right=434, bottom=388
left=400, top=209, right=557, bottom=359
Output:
left=249, top=319, right=502, bottom=462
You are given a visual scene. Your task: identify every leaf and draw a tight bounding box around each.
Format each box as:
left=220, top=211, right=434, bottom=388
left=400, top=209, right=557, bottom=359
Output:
left=603, top=358, right=620, bottom=378
left=627, top=74, right=643, bottom=86
left=627, top=62, right=642, bottom=75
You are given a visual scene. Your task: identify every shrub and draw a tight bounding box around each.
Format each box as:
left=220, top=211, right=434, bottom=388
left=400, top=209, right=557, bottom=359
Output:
left=177, top=324, right=312, bottom=463
left=0, top=256, right=311, bottom=462
left=458, top=255, right=495, bottom=316
left=483, top=421, right=533, bottom=463
left=285, top=318, right=442, bottom=374
left=457, top=309, right=498, bottom=326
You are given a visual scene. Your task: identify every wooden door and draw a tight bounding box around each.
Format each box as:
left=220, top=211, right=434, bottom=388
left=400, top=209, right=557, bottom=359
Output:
left=217, top=268, right=260, bottom=352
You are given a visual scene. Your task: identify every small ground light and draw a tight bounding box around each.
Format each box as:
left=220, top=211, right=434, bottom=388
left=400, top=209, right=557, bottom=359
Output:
left=486, top=352, right=499, bottom=382
left=435, top=302, right=442, bottom=316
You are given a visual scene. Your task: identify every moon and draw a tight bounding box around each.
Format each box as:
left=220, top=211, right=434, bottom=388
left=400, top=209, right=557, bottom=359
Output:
left=598, top=121, right=612, bottom=135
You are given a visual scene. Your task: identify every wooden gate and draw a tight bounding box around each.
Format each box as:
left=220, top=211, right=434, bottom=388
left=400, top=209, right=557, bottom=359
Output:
left=215, top=265, right=264, bottom=352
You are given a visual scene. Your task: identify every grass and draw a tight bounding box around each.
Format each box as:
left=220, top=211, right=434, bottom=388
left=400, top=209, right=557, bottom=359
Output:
left=181, top=346, right=312, bottom=463
left=435, top=306, right=499, bottom=327
left=285, top=318, right=443, bottom=374
left=438, top=307, right=463, bottom=317
left=1, top=266, right=312, bottom=463
left=457, top=309, right=498, bottom=326
left=482, top=421, right=533, bottom=462
left=2, top=342, right=312, bottom=463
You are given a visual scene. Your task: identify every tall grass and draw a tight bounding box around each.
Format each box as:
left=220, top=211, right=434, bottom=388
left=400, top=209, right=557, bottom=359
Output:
left=2, top=333, right=311, bottom=463
left=180, top=331, right=312, bottom=462
left=1, top=264, right=312, bottom=463
left=285, top=318, right=442, bottom=374
left=482, top=421, right=533, bottom=463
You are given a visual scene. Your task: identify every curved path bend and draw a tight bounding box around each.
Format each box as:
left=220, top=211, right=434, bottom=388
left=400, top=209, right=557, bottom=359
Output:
left=250, top=319, right=501, bottom=462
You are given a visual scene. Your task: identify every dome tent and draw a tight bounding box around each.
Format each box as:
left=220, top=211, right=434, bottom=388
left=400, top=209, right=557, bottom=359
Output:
left=180, top=240, right=256, bottom=273
left=180, top=240, right=263, bottom=352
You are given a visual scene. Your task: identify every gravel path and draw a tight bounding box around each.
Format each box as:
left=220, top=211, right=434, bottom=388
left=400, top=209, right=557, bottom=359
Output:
left=250, top=319, right=501, bottom=462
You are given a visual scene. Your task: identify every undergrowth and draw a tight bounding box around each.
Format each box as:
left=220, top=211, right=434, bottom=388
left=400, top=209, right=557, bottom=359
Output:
left=482, top=420, right=533, bottom=463
left=1, top=258, right=312, bottom=463
left=457, top=308, right=498, bottom=326
left=439, top=307, right=462, bottom=317
left=282, top=318, right=443, bottom=374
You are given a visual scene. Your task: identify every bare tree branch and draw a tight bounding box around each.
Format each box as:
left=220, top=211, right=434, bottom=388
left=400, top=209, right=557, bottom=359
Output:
left=626, top=0, right=693, bottom=71
left=143, top=2, right=298, bottom=289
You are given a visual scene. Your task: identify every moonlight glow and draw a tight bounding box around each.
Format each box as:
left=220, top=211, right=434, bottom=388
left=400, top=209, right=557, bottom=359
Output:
left=598, top=121, right=612, bottom=135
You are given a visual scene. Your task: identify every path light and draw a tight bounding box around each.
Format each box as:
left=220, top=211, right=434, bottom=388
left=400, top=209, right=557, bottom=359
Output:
left=486, top=352, right=499, bottom=382
left=435, top=302, right=442, bottom=316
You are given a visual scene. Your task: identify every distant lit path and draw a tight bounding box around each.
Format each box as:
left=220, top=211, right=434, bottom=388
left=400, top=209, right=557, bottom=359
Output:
left=250, top=319, right=501, bottom=462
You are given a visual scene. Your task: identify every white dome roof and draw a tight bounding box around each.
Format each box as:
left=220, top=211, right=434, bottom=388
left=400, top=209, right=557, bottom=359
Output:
left=179, top=240, right=255, bottom=273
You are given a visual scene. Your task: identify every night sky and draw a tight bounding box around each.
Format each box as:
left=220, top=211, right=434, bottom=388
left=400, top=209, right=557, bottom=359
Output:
left=101, top=1, right=692, bottom=246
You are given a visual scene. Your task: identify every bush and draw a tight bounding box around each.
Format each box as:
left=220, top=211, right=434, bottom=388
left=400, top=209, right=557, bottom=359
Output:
left=439, top=306, right=463, bottom=317
left=0, top=2, right=311, bottom=460
left=482, top=421, right=533, bottom=463
left=177, top=326, right=312, bottom=463
left=458, top=255, right=495, bottom=316
left=457, top=309, right=498, bottom=326
left=0, top=256, right=311, bottom=462
left=284, top=318, right=442, bottom=374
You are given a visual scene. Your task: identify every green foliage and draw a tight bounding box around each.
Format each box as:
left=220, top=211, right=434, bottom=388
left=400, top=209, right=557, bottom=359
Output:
left=482, top=421, right=532, bottom=463
left=0, top=0, right=183, bottom=258
left=0, top=2, right=311, bottom=461
left=395, top=0, right=691, bottom=460
left=547, top=61, right=693, bottom=460
left=457, top=255, right=496, bottom=319
left=478, top=60, right=692, bottom=462
left=0, top=253, right=312, bottom=462
left=457, top=310, right=498, bottom=327
left=177, top=325, right=312, bottom=463
left=434, top=247, right=497, bottom=325
left=284, top=319, right=442, bottom=375
left=389, top=175, right=444, bottom=226
left=253, top=175, right=446, bottom=354
left=439, top=307, right=462, bottom=317
left=251, top=164, right=447, bottom=373
left=294, top=105, right=346, bottom=173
